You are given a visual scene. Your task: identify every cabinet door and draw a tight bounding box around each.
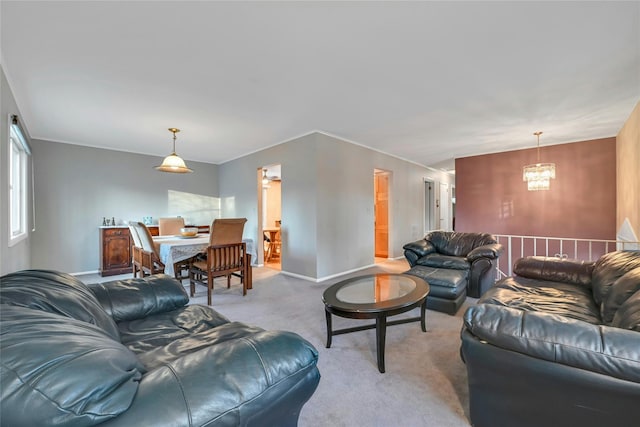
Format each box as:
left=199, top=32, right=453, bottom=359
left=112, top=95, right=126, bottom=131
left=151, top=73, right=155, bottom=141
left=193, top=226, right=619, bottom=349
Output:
left=101, top=228, right=131, bottom=275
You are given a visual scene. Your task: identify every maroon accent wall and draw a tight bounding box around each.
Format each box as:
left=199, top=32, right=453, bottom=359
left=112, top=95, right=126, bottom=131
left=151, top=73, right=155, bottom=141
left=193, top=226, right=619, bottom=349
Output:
left=455, top=137, right=616, bottom=240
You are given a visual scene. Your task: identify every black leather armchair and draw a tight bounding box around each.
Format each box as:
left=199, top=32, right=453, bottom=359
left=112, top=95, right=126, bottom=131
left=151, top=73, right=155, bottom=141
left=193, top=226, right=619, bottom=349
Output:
left=403, top=231, right=503, bottom=298
left=0, top=270, right=320, bottom=427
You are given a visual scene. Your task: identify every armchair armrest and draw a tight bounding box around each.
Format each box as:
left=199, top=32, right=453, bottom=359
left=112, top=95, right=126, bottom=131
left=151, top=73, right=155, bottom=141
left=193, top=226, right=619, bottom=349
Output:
left=463, top=304, right=640, bottom=383
left=98, top=330, right=320, bottom=427
left=403, top=239, right=436, bottom=267
left=403, top=239, right=435, bottom=257
left=88, top=275, right=189, bottom=322
left=467, top=243, right=503, bottom=262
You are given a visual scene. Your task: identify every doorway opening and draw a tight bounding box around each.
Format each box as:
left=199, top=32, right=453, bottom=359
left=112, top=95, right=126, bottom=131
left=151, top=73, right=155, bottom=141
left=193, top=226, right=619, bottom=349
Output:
left=439, top=182, right=450, bottom=231
left=374, top=169, right=390, bottom=263
left=424, top=179, right=435, bottom=233
left=259, top=165, right=282, bottom=270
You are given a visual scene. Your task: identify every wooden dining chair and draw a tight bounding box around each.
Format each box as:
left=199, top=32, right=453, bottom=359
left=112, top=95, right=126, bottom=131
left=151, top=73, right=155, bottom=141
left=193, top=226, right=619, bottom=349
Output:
left=133, top=222, right=165, bottom=277
left=158, top=217, right=193, bottom=280
left=158, top=217, right=185, bottom=236
left=271, top=229, right=282, bottom=260
left=128, top=222, right=144, bottom=278
left=189, top=218, right=249, bottom=305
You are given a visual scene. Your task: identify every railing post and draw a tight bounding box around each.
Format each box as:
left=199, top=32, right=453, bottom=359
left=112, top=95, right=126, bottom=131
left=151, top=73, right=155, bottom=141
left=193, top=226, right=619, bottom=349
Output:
left=492, top=234, right=637, bottom=278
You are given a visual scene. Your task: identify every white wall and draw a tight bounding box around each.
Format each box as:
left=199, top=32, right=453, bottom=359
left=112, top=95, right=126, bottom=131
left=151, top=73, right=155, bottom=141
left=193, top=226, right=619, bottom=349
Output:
left=219, top=135, right=319, bottom=278
left=219, top=131, right=454, bottom=281
left=315, top=133, right=455, bottom=278
left=30, top=140, right=219, bottom=273
left=1, top=66, right=32, bottom=275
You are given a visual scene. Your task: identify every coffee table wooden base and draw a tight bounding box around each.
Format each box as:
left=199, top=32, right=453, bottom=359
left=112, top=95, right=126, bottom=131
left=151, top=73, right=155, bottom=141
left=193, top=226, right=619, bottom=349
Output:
left=324, top=298, right=427, bottom=373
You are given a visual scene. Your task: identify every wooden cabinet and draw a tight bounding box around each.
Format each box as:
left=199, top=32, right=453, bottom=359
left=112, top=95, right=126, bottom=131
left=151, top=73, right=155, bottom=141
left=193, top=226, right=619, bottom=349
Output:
left=99, top=225, right=207, bottom=276
left=100, top=227, right=132, bottom=276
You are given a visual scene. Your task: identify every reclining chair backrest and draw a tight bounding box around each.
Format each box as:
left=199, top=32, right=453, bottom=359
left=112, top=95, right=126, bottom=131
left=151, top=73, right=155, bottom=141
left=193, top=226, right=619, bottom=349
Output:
left=427, top=231, right=497, bottom=257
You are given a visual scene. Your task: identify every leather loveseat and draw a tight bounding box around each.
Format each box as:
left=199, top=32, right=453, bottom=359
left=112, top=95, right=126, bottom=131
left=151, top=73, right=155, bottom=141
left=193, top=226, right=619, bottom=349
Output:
left=461, top=250, right=640, bottom=427
left=403, top=231, right=503, bottom=314
left=0, top=270, right=320, bottom=427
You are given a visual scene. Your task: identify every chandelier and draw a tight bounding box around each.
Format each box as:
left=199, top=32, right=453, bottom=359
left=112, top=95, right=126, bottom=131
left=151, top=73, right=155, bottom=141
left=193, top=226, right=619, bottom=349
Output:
left=523, top=131, right=555, bottom=191
left=154, top=128, right=193, bottom=173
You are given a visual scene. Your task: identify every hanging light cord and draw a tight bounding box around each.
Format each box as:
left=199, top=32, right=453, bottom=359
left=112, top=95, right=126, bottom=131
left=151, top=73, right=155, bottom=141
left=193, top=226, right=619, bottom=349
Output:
left=534, top=131, right=542, bottom=163
left=170, top=128, right=179, bottom=154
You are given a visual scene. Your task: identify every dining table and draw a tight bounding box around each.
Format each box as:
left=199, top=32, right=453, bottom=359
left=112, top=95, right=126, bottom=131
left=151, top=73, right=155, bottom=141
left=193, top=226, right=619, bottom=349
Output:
left=153, top=234, right=256, bottom=277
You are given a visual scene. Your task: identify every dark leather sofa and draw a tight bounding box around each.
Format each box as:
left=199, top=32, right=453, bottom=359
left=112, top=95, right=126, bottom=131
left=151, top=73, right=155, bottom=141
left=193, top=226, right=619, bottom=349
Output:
left=0, top=270, right=320, bottom=427
left=461, top=250, right=640, bottom=427
left=403, top=231, right=503, bottom=314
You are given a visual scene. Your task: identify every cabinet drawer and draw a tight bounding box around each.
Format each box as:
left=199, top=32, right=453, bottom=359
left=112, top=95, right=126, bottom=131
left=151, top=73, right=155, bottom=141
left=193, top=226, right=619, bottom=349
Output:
left=103, top=228, right=128, bottom=237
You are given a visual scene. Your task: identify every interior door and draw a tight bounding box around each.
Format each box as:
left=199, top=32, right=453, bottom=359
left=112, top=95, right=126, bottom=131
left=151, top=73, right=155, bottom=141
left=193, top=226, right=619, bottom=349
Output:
left=374, top=172, right=389, bottom=258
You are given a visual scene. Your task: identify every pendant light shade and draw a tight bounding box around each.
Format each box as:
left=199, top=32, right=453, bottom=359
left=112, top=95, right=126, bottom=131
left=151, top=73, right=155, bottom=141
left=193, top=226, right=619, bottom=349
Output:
left=155, top=128, right=193, bottom=173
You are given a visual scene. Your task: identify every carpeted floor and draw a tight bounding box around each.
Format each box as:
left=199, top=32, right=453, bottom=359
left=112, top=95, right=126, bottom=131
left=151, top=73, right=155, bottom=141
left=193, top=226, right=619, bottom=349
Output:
left=83, top=259, right=473, bottom=426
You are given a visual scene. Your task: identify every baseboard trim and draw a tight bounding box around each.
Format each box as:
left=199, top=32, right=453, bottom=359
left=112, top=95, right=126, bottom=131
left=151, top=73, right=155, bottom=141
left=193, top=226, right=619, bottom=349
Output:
left=280, top=263, right=377, bottom=283
left=71, top=270, right=100, bottom=276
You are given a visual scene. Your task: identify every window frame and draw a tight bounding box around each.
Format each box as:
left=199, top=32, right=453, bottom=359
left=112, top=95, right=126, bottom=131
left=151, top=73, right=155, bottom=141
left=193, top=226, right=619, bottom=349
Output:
left=8, top=116, right=30, bottom=246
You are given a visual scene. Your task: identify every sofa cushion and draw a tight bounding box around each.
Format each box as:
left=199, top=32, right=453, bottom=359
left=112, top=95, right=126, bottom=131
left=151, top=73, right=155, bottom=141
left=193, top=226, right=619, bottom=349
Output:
left=591, top=250, right=640, bottom=307
left=480, top=276, right=601, bottom=324
left=601, top=267, right=640, bottom=325
left=134, top=321, right=266, bottom=371
left=611, top=290, right=640, bottom=332
left=405, top=266, right=467, bottom=299
left=117, top=304, right=231, bottom=354
left=416, top=253, right=470, bottom=270
left=0, top=269, right=120, bottom=340
left=0, top=305, right=143, bottom=427
left=88, top=274, right=189, bottom=322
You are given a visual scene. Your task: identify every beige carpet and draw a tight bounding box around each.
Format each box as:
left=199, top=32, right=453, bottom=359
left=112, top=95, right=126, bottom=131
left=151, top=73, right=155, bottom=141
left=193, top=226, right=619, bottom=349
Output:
left=183, top=259, right=474, bottom=427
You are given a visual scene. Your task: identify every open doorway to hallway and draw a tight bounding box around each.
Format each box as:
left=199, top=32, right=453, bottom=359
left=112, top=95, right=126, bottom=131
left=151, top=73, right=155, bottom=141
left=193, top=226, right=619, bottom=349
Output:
left=260, top=165, right=281, bottom=270
left=374, top=169, right=391, bottom=264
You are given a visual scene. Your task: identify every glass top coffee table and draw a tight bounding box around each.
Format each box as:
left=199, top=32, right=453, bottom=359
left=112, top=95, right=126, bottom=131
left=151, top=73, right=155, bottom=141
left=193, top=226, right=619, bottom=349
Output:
left=322, top=273, right=430, bottom=373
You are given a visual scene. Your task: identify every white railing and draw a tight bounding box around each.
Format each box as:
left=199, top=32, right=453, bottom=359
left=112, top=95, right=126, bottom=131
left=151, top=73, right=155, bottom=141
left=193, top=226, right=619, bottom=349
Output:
left=494, top=234, right=640, bottom=279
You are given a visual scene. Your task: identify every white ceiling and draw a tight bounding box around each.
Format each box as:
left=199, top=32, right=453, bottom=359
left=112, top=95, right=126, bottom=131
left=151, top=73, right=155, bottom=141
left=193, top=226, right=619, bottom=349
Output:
left=2, top=1, right=638, bottom=171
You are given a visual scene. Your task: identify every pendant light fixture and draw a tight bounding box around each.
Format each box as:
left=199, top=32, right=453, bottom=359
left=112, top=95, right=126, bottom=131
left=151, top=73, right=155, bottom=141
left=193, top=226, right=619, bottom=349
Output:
left=262, top=169, right=270, bottom=185
left=522, top=131, right=555, bottom=191
left=155, top=128, right=193, bottom=173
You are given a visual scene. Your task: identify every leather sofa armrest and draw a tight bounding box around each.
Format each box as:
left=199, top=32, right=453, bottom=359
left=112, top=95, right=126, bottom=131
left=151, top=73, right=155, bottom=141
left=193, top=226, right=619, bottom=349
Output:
left=513, top=256, right=594, bottom=287
left=98, top=330, right=320, bottom=427
left=88, top=275, right=189, bottom=322
left=402, top=239, right=436, bottom=258
left=467, top=243, right=503, bottom=262
left=403, top=240, right=436, bottom=266
left=403, top=239, right=435, bottom=257
left=463, top=304, right=640, bottom=383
